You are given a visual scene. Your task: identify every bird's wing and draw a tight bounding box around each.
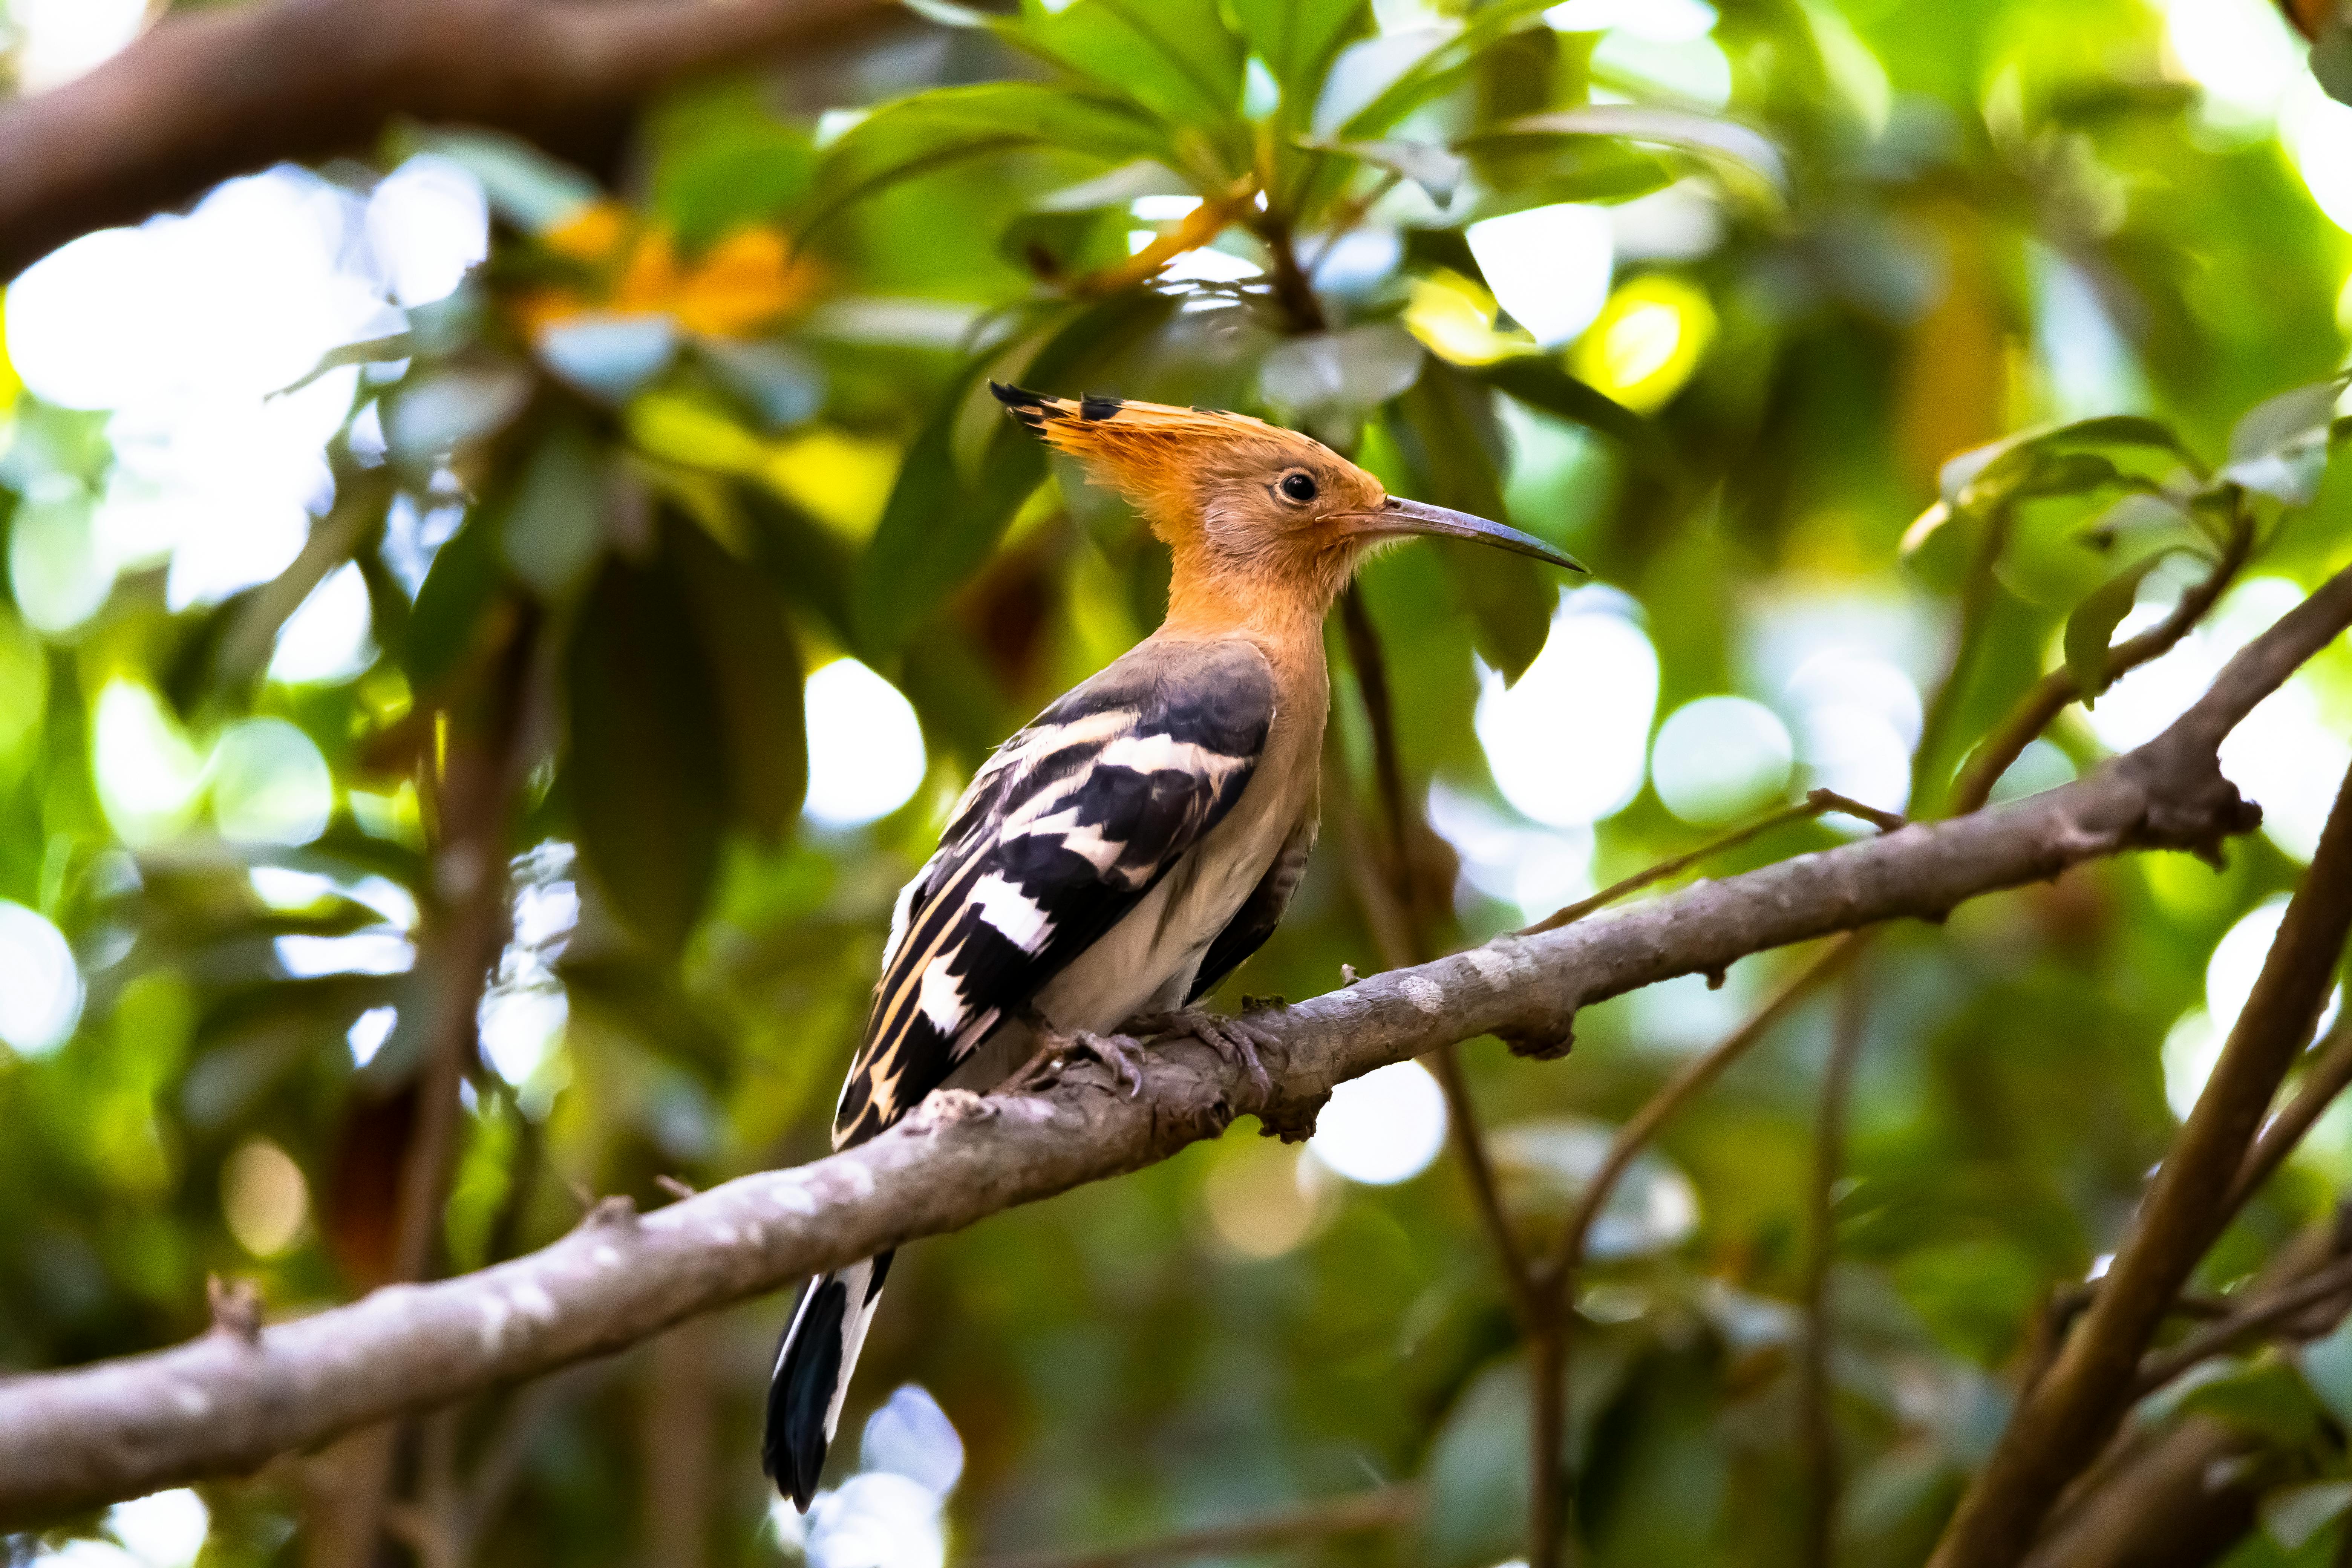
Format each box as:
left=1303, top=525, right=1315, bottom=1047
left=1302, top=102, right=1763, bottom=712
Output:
left=832, top=640, right=1276, bottom=1147
left=1187, top=803, right=1317, bottom=1004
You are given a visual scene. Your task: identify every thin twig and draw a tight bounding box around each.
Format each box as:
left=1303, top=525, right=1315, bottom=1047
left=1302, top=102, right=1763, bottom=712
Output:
left=1948, top=516, right=2251, bottom=816
left=325, top=602, right=541, bottom=1568
left=1519, top=790, right=1902, bottom=937
left=1800, top=970, right=1872, bottom=1568
left=967, top=1484, right=1423, bottom=1568
left=1544, top=936, right=1867, bottom=1288
left=2132, top=1251, right=2352, bottom=1399
left=2226, top=1012, right=2352, bottom=1216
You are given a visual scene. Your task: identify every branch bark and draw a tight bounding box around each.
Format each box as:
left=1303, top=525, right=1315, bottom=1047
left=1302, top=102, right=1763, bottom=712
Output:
left=0, top=562, right=2345, bottom=1525
left=0, top=0, right=894, bottom=280
left=1928, top=738, right=2352, bottom=1566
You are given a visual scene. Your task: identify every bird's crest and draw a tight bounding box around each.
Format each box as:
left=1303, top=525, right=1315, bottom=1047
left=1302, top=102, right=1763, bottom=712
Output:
left=989, top=382, right=1280, bottom=445
left=989, top=382, right=1340, bottom=536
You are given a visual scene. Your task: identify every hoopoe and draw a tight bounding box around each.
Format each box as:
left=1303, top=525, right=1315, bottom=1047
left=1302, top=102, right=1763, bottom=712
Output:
left=764, top=384, right=1584, bottom=1506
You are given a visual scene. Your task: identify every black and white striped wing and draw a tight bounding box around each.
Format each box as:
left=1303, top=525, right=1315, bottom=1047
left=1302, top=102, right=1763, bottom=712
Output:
left=831, top=640, right=1275, bottom=1147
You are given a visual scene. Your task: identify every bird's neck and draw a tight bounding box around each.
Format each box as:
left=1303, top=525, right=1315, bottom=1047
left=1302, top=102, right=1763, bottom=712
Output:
left=1160, top=550, right=1343, bottom=650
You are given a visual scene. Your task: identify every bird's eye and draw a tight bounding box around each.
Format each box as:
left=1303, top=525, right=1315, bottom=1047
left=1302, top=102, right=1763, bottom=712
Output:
left=1278, top=472, right=1318, bottom=503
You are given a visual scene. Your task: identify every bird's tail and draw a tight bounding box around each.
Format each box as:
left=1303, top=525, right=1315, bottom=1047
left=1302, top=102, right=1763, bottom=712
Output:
left=764, top=1251, right=894, bottom=1509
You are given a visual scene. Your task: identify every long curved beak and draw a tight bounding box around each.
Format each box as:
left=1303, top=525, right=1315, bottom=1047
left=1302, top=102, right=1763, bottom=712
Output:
left=1359, top=496, right=1589, bottom=573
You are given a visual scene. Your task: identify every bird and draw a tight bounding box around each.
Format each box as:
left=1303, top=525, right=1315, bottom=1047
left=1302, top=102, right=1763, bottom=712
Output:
left=763, top=383, right=1585, bottom=1507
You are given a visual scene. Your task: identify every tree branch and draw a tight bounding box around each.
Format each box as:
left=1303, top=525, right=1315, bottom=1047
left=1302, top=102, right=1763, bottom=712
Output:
left=2132, top=1250, right=2352, bottom=1400
left=0, top=562, right=2344, bottom=1525
left=1948, top=518, right=2250, bottom=816
left=1928, top=742, right=2352, bottom=1567
left=0, top=0, right=894, bottom=280
left=2228, top=1011, right=2352, bottom=1216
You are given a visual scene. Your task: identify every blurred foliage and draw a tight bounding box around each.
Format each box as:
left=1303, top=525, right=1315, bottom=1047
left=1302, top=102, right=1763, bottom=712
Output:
left=3, top=0, right=2352, bottom=1565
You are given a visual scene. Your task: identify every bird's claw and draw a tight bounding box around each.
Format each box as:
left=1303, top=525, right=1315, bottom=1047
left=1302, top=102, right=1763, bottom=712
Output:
left=1127, top=1009, right=1278, bottom=1100
left=1069, top=1031, right=1148, bottom=1098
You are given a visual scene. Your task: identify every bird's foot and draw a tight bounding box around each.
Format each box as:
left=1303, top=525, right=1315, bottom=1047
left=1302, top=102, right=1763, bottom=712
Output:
left=1125, top=1008, right=1278, bottom=1099
left=1063, top=1030, right=1149, bottom=1098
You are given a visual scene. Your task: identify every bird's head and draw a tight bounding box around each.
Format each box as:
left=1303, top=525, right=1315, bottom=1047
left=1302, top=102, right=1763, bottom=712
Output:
left=992, top=383, right=1584, bottom=631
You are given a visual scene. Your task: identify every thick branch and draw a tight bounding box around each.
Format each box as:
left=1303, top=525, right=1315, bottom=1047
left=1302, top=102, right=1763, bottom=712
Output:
left=0, top=0, right=892, bottom=280
left=1929, top=746, right=2352, bottom=1567
left=0, top=564, right=2343, bottom=1524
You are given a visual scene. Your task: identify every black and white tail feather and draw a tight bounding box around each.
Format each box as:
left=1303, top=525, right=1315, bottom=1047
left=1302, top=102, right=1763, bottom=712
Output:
left=763, top=637, right=1288, bottom=1507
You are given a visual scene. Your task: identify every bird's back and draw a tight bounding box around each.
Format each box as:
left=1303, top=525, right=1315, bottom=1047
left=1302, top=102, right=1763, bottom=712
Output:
left=831, top=633, right=1306, bottom=1148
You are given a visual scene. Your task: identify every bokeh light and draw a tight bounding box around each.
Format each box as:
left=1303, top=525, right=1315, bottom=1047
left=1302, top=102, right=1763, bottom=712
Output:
left=0, top=898, right=83, bottom=1058
left=1489, top=1117, right=1700, bottom=1258
left=1476, top=590, right=1658, bottom=828
left=804, top=658, right=928, bottom=829
left=210, top=718, right=334, bottom=845
left=9, top=0, right=149, bottom=93
left=222, top=1138, right=309, bottom=1257
left=777, top=1384, right=963, bottom=1568
left=1650, top=695, right=1793, bottom=824
left=91, top=681, right=205, bottom=845
left=1201, top=1140, right=1334, bottom=1259
left=269, top=562, right=378, bottom=685
left=106, top=1489, right=209, bottom=1568
left=346, top=1006, right=397, bottom=1069
left=1464, top=204, right=1614, bottom=348
left=2, top=155, right=488, bottom=628
left=1572, top=274, right=1717, bottom=412
left=1307, top=1060, right=1449, bottom=1185
left=1427, top=780, right=1595, bottom=925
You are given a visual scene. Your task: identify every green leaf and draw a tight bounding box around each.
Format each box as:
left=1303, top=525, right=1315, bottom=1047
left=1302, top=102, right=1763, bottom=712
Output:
left=1030, top=158, right=1195, bottom=212
left=1022, top=0, right=1248, bottom=130
left=2298, top=1311, right=2352, bottom=1429
left=2314, top=12, right=2352, bottom=107
left=1473, top=357, right=1659, bottom=456
left=1297, top=136, right=1465, bottom=204
left=499, top=422, right=610, bottom=600
left=645, top=87, right=818, bottom=248
left=1230, top=0, right=1369, bottom=105
left=2055, top=414, right=2203, bottom=472
left=667, top=511, right=806, bottom=842
left=1420, top=1358, right=1532, bottom=1568
left=2220, top=372, right=2351, bottom=507
left=1480, top=105, right=1788, bottom=204
left=2263, top=1482, right=2352, bottom=1554
left=404, top=511, right=506, bottom=697
left=854, top=390, right=1046, bottom=656
left=1392, top=361, right=1554, bottom=683
left=1325, top=0, right=1554, bottom=140
left=2064, top=551, right=2179, bottom=707
left=733, top=481, right=858, bottom=649
left=1939, top=414, right=2200, bottom=512
left=565, top=554, right=728, bottom=957
left=801, top=84, right=1165, bottom=239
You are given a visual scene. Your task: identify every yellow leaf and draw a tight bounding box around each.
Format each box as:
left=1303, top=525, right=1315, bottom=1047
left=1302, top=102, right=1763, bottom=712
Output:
left=612, top=230, right=682, bottom=316
left=544, top=201, right=633, bottom=264
left=761, top=428, right=900, bottom=542
left=626, top=391, right=770, bottom=476
left=674, top=227, right=819, bottom=337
